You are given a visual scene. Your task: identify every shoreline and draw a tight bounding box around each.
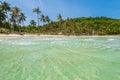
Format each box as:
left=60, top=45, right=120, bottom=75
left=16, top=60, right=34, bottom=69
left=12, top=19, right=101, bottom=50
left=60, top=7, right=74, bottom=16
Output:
left=0, top=34, right=120, bottom=37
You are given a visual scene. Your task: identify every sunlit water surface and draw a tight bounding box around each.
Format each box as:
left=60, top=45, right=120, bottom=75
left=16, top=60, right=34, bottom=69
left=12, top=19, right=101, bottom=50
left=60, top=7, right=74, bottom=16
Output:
left=0, top=36, right=120, bottom=80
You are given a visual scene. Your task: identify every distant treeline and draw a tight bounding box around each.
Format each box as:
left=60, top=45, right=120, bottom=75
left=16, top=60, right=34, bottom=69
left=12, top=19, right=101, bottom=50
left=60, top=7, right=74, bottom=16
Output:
left=0, top=1, right=120, bottom=35
left=40, top=17, right=120, bottom=35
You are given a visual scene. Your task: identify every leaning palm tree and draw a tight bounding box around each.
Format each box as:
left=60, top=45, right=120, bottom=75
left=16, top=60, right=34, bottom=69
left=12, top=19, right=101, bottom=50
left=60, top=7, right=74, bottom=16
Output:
left=40, top=14, right=46, bottom=24
left=18, top=12, right=26, bottom=34
left=57, top=14, right=62, bottom=21
left=18, top=12, right=26, bottom=26
left=45, top=15, right=50, bottom=24
left=33, top=7, right=41, bottom=27
left=10, top=6, right=21, bottom=32
left=0, top=1, right=6, bottom=22
left=0, top=9, right=6, bottom=27
left=10, top=6, right=20, bottom=24
left=0, top=1, right=11, bottom=21
left=57, top=14, right=63, bottom=29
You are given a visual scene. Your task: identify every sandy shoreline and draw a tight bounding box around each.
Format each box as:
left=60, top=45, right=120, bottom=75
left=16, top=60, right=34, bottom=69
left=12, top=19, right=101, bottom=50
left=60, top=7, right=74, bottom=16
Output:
left=0, top=34, right=120, bottom=37
left=0, top=34, right=66, bottom=37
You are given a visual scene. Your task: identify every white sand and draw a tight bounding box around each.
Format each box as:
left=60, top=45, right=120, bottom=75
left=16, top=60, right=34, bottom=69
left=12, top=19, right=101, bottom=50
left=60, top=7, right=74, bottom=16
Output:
left=0, top=34, right=119, bottom=37
left=0, top=34, right=65, bottom=37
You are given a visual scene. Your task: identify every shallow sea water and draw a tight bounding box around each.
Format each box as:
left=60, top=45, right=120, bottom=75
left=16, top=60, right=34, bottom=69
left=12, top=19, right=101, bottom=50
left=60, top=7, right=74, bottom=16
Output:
left=0, top=36, right=120, bottom=80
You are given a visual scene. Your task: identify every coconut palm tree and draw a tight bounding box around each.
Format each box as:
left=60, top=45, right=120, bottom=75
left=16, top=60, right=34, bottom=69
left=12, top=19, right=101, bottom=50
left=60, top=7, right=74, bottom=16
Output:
left=10, top=6, right=20, bottom=24
left=0, top=1, right=11, bottom=21
left=57, top=14, right=63, bottom=29
left=30, top=20, right=36, bottom=26
left=18, top=12, right=26, bottom=33
left=45, top=15, right=50, bottom=24
left=0, top=9, right=6, bottom=27
left=0, top=1, right=10, bottom=28
left=57, top=14, right=62, bottom=21
left=40, top=14, right=46, bottom=24
left=10, top=6, right=21, bottom=32
left=33, top=7, right=41, bottom=27
left=18, top=12, right=26, bottom=26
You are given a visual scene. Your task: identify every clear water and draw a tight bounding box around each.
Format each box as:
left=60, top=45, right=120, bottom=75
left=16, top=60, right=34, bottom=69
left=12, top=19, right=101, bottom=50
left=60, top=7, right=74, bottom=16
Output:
left=0, top=36, right=120, bottom=80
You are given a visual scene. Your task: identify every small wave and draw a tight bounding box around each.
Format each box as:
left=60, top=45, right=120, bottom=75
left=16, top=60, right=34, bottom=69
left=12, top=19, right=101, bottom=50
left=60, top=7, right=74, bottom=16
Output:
left=40, top=38, right=66, bottom=41
left=83, top=39, right=95, bottom=41
left=9, top=41, right=36, bottom=45
left=108, top=39, right=115, bottom=41
left=51, top=41, right=67, bottom=44
left=17, top=42, right=33, bottom=45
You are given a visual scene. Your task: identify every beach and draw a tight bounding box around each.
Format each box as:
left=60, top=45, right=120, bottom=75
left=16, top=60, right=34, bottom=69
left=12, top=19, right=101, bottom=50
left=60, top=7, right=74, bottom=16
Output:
left=0, top=34, right=120, bottom=37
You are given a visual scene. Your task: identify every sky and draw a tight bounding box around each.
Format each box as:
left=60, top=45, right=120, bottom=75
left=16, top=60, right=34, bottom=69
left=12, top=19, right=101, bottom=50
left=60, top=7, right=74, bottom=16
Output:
left=2, top=0, right=120, bottom=25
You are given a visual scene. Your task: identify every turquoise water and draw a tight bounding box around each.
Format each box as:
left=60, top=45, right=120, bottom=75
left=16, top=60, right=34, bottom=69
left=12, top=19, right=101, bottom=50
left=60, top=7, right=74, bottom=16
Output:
left=0, top=36, right=120, bottom=80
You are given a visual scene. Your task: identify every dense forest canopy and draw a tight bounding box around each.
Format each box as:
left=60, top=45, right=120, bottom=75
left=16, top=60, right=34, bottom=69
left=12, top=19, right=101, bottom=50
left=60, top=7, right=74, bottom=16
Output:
left=0, top=1, right=120, bottom=35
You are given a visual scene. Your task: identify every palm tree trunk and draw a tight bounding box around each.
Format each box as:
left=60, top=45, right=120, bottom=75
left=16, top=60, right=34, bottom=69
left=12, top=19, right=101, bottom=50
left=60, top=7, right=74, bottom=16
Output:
left=37, top=14, right=39, bottom=27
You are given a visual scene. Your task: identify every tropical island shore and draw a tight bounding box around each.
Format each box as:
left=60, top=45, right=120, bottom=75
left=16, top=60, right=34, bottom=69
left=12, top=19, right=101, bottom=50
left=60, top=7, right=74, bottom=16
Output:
left=0, top=34, right=120, bottom=37
left=0, top=1, right=120, bottom=38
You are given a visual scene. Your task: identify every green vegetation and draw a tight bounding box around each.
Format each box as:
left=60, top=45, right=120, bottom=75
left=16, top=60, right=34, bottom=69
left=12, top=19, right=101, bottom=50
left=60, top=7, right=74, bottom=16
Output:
left=0, top=1, right=120, bottom=35
left=41, top=17, right=120, bottom=35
